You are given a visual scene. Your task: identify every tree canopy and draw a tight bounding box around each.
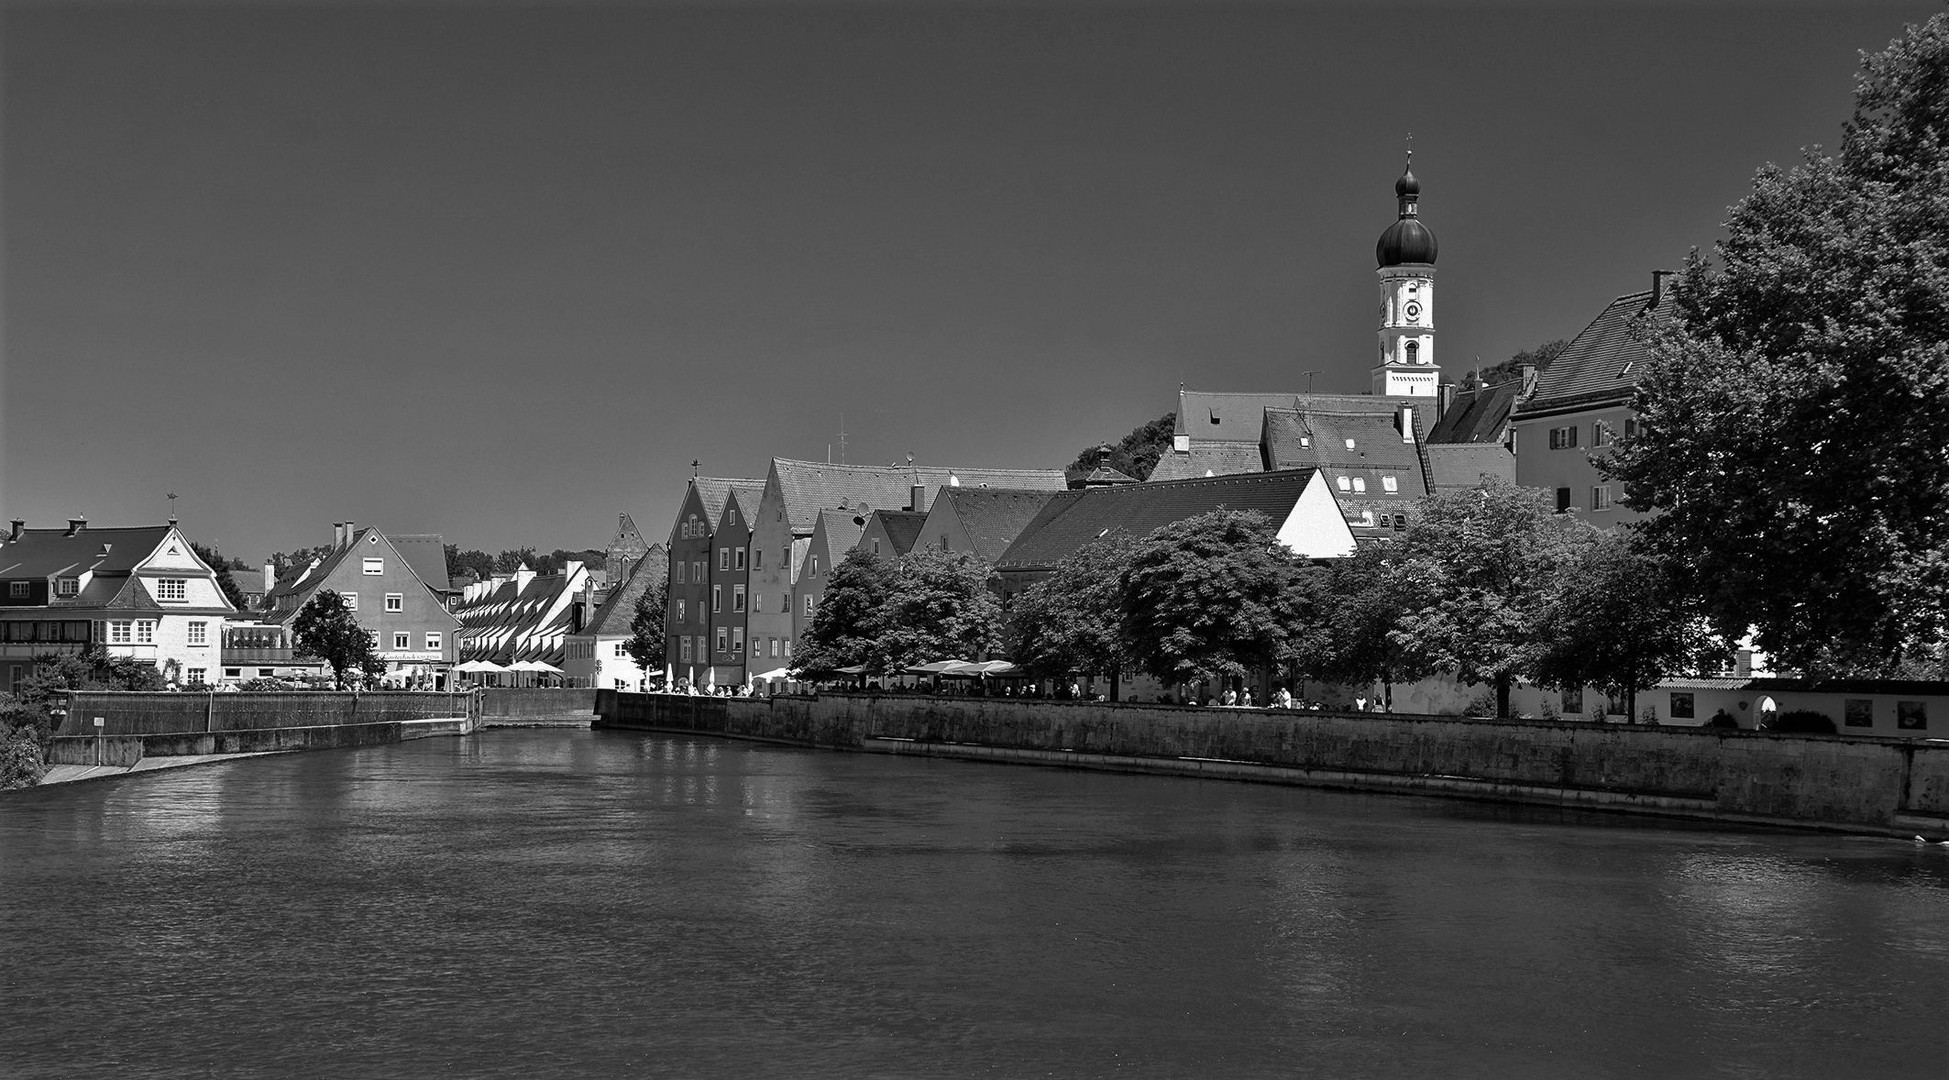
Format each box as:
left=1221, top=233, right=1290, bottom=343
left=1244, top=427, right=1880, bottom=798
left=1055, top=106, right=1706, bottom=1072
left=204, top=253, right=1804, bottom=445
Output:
left=795, top=549, right=898, bottom=674
left=191, top=541, right=250, bottom=611
left=1007, top=532, right=1140, bottom=695
left=292, top=589, right=381, bottom=689
left=1300, top=542, right=1435, bottom=712
left=1608, top=12, right=1949, bottom=676
left=1065, top=412, right=1175, bottom=484
left=873, top=548, right=1004, bottom=671
left=1121, top=510, right=1316, bottom=686
left=624, top=574, right=668, bottom=675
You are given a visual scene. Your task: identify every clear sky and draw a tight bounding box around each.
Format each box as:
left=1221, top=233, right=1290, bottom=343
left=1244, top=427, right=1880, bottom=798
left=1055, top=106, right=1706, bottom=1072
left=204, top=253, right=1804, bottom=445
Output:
left=2, top=0, right=1938, bottom=563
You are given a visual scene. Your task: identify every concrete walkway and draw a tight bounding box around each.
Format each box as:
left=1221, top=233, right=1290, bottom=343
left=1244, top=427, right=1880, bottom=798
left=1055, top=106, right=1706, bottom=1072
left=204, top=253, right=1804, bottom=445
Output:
left=38, top=750, right=291, bottom=787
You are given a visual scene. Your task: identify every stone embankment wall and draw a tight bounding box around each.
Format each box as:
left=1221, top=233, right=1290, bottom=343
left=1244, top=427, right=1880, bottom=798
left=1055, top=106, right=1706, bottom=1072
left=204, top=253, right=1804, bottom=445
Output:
left=479, top=688, right=596, bottom=725
left=593, top=691, right=1949, bottom=837
left=45, top=690, right=480, bottom=766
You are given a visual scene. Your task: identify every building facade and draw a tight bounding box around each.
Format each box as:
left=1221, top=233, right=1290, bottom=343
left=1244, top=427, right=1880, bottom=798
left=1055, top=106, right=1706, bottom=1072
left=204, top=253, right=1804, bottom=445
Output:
left=264, top=523, right=460, bottom=686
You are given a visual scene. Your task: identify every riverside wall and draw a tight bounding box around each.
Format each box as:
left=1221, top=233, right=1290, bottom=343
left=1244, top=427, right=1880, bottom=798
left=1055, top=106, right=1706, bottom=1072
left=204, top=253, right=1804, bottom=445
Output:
left=593, top=691, right=1949, bottom=836
left=44, top=690, right=481, bottom=768
left=479, top=688, right=597, bottom=725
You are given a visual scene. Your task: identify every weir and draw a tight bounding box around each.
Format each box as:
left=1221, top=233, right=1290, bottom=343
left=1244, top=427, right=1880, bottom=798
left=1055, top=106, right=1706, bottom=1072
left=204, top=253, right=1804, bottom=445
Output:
left=593, top=690, right=1949, bottom=837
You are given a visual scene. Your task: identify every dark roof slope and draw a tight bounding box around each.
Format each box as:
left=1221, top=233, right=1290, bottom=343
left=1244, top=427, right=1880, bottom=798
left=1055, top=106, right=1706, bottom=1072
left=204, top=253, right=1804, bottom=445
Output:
left=1523, top=287, right=1673, bottom=410
left=936, top=488, right=1065, bottom=562
left=581, top=544, right=667, bottom=638
left=867, top=510, right=927, bottom=556
left=815, top=509, right=867, bottom=557
left=389, top=534, right=451, bottom=594
left=1146, top=442, right=1266, bottom=481
left=1428, top=379, right=1521, bottom=444
left=1175, top=389, right=1391, bottom=444
left=691, top=477, right=763, bottom=530
left=997, top=469, right=1319, bottom=572
left=1261, top=407, right=1427, bottom=497
left=1425, top=444, right=1516, bottom=490
left=0, top=526, right=171, bottom=580
left=772, top=458, right=1066, bottom=533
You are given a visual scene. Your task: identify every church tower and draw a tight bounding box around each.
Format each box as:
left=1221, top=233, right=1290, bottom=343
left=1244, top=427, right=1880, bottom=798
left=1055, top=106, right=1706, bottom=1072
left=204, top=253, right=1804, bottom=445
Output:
left=1371, top=155, right=1440, bottom=398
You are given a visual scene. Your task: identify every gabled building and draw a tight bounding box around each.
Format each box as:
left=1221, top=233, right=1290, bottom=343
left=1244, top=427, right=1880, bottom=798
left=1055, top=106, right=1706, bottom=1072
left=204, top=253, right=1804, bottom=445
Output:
left=793, top=509, right=868, bottom=667
left=911, top=487, right=1066, bottom=562
left=563, top=545, right=667, bottom=691
left=858, top=509, right=926, bottom=561
left=663, top=476, right=764, bottom=684
left=1508, top=272, right=1676, bottom=523
left=0, top=517, right=236, bottom=689
left=453, top=561, right=592, bottom=673
left=705, top=486, right=763, bottom=683
left=745, top=458, right=1068, bottom=669
left=597, top=512, right=650, bottom=591
left=263, top=522, right=460, bottom=686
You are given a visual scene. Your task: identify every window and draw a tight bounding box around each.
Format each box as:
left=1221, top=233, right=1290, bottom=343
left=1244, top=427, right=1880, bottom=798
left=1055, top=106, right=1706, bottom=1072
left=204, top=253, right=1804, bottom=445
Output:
left=1352, top=478, right=1367, bottom=494
left=1898, top=701, right=1928, bottom=730
left=732, top=628, right=744, bottom=653
left=1845, top=699, right=1873, bottom=728
left=57, top=578, right=78, bottom=597
left=1555, top=488, right=1572, bottom=514
left=718, top=548, right=729, bottom=571
left=676, top=599, right=686, bottom=623
left=940, top=536, right=950, bottom=551
left=754, top=593, right=763, bottom=614
left=155, top=578, right=187, bottom=602
left=770, top=639, right=779, bottom=658
left=680, top=637, right=693, bottom=662
left=1381, top=475, right=1398, bottom=494
left=733, top=585, right=746, bottom=613
left=804, top=595, right=815, bottom=618
left=393, top=632, right=410, bottom=650
left=1548, top=426, right=1581, bottom=450
left=426, top=632, right=442, bottom=651
left=784, top=639, right=792, bottom=658
left=363, top=558, right=384, bottom=575
left=1392, top=514, right=1406, bottom=530
left=1624, top=417, right=1643, bottom=440
left=615, top=679, right=629, bottom=691
left=1592, top=423, right=1610, bottom=448
left=781, top=595, right=791, bottom=614
left=715, top=628, right=727, bottom=654
left=811, top=555, right=820, bottom=576
left=136, top=620, right=155, bottom=644
left=1336, top=476, right=1351, bottom=492
left=1405, top=341, right=1419, bottom=364
left=693, top=561, right=705, bottom=583
left=385, top=593, right=404, bottom=612
left=1591, top=486, right=1613, bottom=511
left=674, top=563, right=685, bottom=585
left=187, top=668, right=206, bottom=686
left=343, top=593, right=359, bottom=611
left=225, top=668, right=241, bottom=678
left=7, top=582, right=26, bottom=598
left=187, top=621, right=207, bottom=646
left=614, top=641, right=627, bottom=657
left=258, top=668, right=274, bottom=678
left=109, top=620, right=132, bottom=644
left=872, top=539, right=882, bottom=556
left=696, top=635, right=707, bottom=660
left=734, top=548, right=747, bottom=570
left=1670, top=692, right=1695, bottom=720
left=753, top=549, right=764, bottom=571
left=712, top=586, right=722, bottom=613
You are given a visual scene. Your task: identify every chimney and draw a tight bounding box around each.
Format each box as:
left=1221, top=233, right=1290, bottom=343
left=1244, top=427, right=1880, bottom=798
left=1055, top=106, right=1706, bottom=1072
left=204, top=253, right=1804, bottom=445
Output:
left=66, top=516, right=86, bottom=536
left=910, top=484, right=927, bottom=513
left=342, top=520, right=356, bottom=548
left=1650, top=269, right=1676, bottom=310
left=1438, top=381, right=1455, bottom=415
left=7, top=520, right=22, bottom=542
left=1399, top=404, right=1416, bottom=444
left=263, top=562, right=276, bottom=596
left=332, top=522, right=344, bottom=548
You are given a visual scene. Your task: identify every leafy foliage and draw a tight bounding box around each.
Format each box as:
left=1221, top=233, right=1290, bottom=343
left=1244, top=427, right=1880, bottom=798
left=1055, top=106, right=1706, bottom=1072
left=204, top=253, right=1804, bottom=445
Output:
left=1066, top=413, right=1176, bottom=485
left=1299, top=543, right=1435, bottom=711
left=1121, top=510, right=1317, bottom=686
left=12, top=645, right=166, bottom=712
left=1458, top=339, right=1567, bottom=394
left=0, top=696, right=44, bottom=790
left=273, top=545, right=334, bottom=573
left=1528, top=529, right=1720, bottom=723
left=292, top=589, right=380, bottom=689
left=625, top=572, right=668, bottom=673
left=191, top=541, right=249, bottom=610
left=1007, top=533, right=1140, bottom=687
left=1390, top=478, right=1591, bottom=717
left=873, top=548, right=1004, bottom=672
left=1607, top=13, right=1949, bottom=676
left=445, top=545, right=496, bottom=583
left=795, top=550, right=898, bottom=674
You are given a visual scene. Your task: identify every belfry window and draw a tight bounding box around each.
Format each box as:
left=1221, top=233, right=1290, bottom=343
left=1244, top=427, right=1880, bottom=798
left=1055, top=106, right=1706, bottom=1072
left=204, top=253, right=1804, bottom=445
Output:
left=1406, top=341, right=1420, bottom=364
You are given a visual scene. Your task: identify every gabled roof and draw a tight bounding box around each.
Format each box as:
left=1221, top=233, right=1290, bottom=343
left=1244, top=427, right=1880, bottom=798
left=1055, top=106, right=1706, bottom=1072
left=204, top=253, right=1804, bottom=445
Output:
left=579, top=545, right=667, bottom=639
left=1425, top=444, right=1516, bottom=490
left=454, top=563, right=591, bottom=665
left=717, top=485, right=766, bottom=535
left=865, top=510, right=927, bottom=556
left=264, top=526, right=448, bottom=623
left=932, top=488, right=1066, bottom=562
left=1175, top=389, right=1392, bottom=444
left=1261, top=407, right=1427, bottom=497
left=689, top=477, right=764, bottom=534
left=389, top=534, right=452, bottom=595
left=814, top=509, right=867, bottom=557
left=1145, top=442, right=1266, bottom=481
left=1429, top=379, right=1522, bottom=444
left=770, top=457, right=1067, bottom=533
left=1522, top=286, right=1674, bottom=411
left=997, top=469, right=1326, bottom=572
left=0, top=525, right=174, bottom=580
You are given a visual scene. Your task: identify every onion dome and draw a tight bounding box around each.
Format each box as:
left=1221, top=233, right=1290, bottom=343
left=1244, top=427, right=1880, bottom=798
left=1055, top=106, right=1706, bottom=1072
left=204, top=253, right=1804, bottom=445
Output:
left=1377, top=155, right=1438, bottom=267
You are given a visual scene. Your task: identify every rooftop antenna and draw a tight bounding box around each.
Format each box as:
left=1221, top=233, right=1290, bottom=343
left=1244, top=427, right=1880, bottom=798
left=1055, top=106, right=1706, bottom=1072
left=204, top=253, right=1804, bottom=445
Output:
left=838, top=413, right=849, bottom=465
left=165, top=492, right=179, bottom=525
left=1301, top=370, right=1321, bottom=395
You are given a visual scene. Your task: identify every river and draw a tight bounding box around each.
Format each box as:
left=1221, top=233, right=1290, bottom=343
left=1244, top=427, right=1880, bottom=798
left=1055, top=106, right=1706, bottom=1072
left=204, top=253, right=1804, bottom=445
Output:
left=4, top=728, right=1947, bottom=1078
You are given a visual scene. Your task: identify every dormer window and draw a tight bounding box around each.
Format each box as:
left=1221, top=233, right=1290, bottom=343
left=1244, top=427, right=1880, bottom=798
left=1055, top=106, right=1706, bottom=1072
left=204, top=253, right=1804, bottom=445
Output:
left=57, top=578, right=78, bottom=596
left=1352, top=478, right=1367, bottom=493
left=1382, top=475, right=1399, bottom=493
left=1344, top=438, right=1357, bottom=450
left=7, top=582, right=26, bottom=599
left=1336, top=476, right=1352, bottom=492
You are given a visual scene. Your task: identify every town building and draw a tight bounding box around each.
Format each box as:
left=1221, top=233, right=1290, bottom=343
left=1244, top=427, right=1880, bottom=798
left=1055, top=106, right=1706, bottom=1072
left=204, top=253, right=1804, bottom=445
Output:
left=0, top=518, right=236, bottom=690
left=263, top=522, right=460, bottom=687
left=663, top=476, right=764, bottom=686
left=452, top=561, right=592, bottom=678
left=563, top=545, right=667, bottom=691
left=792, top=509, right=868, bottom=670
left=1508, top=272, right=1677, bottom=523
left=911, top=487, right=1066, bottom=563
left=595, top=512, right=650, bottom=591
left=705, top=486, right=763, bottom=684
left=857, top=509, right=926, bottom=561
left=744, top=458, right=1068, bottom=674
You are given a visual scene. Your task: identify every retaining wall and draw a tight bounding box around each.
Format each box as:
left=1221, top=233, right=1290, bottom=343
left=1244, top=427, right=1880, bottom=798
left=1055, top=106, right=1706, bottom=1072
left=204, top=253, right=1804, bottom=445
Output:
left=57, top=690, right=481, bottom=737
left=593, top=691, right=1949, bottom=836
left=479, top=688, right=597, bottom=721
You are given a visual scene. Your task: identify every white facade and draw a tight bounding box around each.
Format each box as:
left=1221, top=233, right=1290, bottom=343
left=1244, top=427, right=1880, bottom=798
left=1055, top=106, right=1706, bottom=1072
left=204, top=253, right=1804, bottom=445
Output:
left=1372, top=265, right=1439, bottom=397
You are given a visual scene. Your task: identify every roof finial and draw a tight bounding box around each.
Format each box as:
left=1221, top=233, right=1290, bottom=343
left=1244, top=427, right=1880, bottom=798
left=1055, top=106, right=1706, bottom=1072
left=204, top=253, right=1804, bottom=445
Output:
left=690, top=459, right=700, bottom=478
left=166, top=491, right=178, bottom=525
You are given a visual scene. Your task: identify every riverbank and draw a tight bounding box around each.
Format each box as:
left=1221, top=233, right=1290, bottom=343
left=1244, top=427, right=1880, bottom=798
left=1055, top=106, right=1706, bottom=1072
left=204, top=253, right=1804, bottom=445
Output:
left=38, top=750, right=291, bottom=786
left=593, top=690, right=1949, bottom=838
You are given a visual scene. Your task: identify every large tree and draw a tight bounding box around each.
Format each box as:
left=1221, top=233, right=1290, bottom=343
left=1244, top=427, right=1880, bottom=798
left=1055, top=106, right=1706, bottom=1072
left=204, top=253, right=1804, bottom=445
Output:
left=1301, top=542, right=1435, bottom=712
left=873, top=548, right=1004, bottom=672
left=1607, top=12, right=1949, bottom=676
left=292, top=589, right=381, bottom=689
left=1007, top=533, right=1140, bottom=699
left=1392, top=478, right=1591, bottom=718
left=1529, top=529, right=1720, bottom=723
left=795, top=550, right=898, bottom=674
left=1065, top=413, right=1176, bottom=485
left=624, top=574, right=668, bottom=676
left=1121, top=510, right=1316, bottom=689
left=445, top=545, right=495, bottom=584
left=191, top=541, right=249, bottom=611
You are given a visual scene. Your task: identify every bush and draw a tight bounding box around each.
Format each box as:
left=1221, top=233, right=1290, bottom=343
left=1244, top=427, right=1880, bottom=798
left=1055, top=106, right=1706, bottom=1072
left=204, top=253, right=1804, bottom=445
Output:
left=1765, top=709, right=1837, bottom=734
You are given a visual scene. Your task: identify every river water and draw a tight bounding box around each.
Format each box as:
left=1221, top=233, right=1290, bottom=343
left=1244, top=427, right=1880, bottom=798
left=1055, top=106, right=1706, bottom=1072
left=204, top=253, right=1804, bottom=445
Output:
left=4, top=729, right=1948, bottom=1078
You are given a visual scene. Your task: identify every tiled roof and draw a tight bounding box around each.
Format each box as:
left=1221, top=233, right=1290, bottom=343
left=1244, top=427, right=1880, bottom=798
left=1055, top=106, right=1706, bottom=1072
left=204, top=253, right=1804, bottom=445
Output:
left=580, top=545, right=667, bottom=638
left=1145, top=442, right=1266, bottom=481
left=1175, top=389, right=1386, bottom=443
left=719, top=484, right=766, bottom=534
left=1425, top=444, right=1515, bottom=490
left=691, top=477, right=762, bottom=531
left=1261, top=407, right=1427, bottom=497
left=1429, top=379, right=1521, bottom=444
left=1522, top=287, right=1673, bottom=410
left=454, top=564, right=590, bottom=665
left=0, top=526, right=172, bottom=580
left=867, top=510, right=928, bottom=556
left=389, top=534, right=451, bottom=594
left=771, top=457, right=1066, bottom=533
left=815, top=509, right=867, bottom=557
left=997, top=469, right=1321, bottom=572
left=266, top=534, right=364, bottom=610
left=935, top=488, right=1066, bottom=562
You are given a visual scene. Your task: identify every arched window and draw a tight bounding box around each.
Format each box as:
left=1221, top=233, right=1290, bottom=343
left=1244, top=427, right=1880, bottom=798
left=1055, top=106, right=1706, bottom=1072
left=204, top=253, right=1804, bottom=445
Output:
left=1406, top=341, right=1420, bottom=364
